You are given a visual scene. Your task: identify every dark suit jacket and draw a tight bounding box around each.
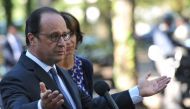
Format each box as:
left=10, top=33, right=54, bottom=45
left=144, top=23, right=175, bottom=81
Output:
left=0, top=52, right=84, bottom=109
left=0, top=52, right=135, bottom=109
left=0, top=91, right=4, bottom=109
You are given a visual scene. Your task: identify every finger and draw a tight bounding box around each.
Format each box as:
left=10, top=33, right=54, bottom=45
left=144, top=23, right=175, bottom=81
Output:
left=158, top=84, right=168, bottom=92
left=41, top=90, right=53, bottom=107
left=158, top=77, right=171, bottom=84
left=156, top=76, right=167, bottom=83
left=52, top=94, right=64, bottom=104
left=156, top=85, right=167, bottom=93
left=56, top=99, right=64, bottom=106
left=48, top=90, right=59, bottom=100
left=152, top=77, right=169, bottom=92
left=139, top=73, right=151, bottom=83
left=48, top=98, right=64, bottom=109
left=159, top=77, right=171, bottom=87
left=145, top=73, right=151, bottom=80
left=49, top=93, right=64, bottom=108
left=42, top=90, right=52, bottom=99
left=153, top=78, right=168, bottom=92
left=40, top=82, right=47, bottom=93
left=164, top=77, right=171, bottom=84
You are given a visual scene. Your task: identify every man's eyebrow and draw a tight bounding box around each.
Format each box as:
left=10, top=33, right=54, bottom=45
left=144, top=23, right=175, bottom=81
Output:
left=49, top=31, right=70, bottom=34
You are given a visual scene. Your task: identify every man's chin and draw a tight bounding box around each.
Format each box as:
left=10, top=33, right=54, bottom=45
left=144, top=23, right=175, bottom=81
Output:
left=54, top=57, right=63, bottom=63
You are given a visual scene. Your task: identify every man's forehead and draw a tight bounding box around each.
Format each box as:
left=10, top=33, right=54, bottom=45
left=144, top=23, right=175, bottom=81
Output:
left=41, top=13, right=63, bottom=21
left=40, top=13, right=67, bottom=32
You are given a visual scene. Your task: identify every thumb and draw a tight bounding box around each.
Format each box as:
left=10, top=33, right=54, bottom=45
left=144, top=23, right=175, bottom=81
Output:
left=146, top=73, right=151, bottom=80
left=40, top=82, right=47, bottom=93
left=139, top=73, right=151, bottom=83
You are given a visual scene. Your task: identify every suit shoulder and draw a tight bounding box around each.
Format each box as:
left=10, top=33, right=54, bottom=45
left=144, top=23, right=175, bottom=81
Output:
left=1, top=63, right=33, bottom=81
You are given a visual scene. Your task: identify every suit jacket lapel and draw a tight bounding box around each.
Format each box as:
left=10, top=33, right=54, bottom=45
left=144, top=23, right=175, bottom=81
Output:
left=34, top=67, right=72, bottom=109
left=19, top=52, right=58, bottom=91
left=18, top=52, right=72, bottom=109
left=57, top=67, right=82, bottom=109
left=34, top=67, right=57, bottom=91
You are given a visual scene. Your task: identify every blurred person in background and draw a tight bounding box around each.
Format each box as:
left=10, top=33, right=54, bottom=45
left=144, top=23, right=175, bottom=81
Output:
left=149, top=13, right=190, bottom=109
left=148, top=13, right=177, bottom=109
left=149, top=13, right=177, bottom=77
left=2, top=24, right=24, bottom=73
left=174, top=16, right=190, bottom=49
left=173, top=16, right=190, bottom=109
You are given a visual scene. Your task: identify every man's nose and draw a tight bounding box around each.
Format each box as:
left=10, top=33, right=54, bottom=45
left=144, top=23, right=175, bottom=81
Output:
left=57, top=37, right=65, bottom=46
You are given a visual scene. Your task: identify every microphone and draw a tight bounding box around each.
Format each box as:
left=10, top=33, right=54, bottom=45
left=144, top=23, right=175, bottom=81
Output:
left=94, top=80, right=119, bottom=109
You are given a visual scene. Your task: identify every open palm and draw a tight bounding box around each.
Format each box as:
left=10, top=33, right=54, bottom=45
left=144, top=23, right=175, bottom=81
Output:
left=138, top=73, right=171, bottom=97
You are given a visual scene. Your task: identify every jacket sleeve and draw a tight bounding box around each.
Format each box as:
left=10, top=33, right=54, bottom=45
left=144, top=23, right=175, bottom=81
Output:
left=80, top=57, right=135, bottom=109
left=91, top=90, right=135, bottom=109
left=0, top=75, right=39, bottom=109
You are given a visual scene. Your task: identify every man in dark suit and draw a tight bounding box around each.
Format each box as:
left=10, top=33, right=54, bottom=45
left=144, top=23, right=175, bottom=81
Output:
left=0, top=7, right=134, bottom=109
left=0, top=7, right=171, bottom=109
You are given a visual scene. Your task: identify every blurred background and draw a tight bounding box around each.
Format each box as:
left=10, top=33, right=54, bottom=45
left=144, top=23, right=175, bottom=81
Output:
left=1, top=0, right=190, bottom=109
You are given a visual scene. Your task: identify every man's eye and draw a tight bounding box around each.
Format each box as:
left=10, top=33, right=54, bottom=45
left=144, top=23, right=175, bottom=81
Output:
left=63, top=33, right=68, bottom=37
left=50, top=33, right=60, bottom=38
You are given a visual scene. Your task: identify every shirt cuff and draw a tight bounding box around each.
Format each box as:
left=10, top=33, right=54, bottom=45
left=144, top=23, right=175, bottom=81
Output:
left=129, top=86, right=143, bottom=104
left=38, top=99, right=43, bottom=109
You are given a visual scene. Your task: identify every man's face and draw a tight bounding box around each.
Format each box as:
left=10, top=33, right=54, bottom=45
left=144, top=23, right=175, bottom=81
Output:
left=31, top=13, right=68, bottom=65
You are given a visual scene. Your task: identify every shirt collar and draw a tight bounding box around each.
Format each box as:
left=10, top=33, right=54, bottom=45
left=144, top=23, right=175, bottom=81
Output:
left=25, top=50, right=53, bottom=72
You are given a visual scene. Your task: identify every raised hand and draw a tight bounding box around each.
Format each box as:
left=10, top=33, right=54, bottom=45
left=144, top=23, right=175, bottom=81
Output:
left=40, top=82, right=64, bottom=109
left=138, top=73, right=171, bottom=97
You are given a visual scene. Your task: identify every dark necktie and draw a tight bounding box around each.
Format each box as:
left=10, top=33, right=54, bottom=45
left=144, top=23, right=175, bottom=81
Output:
left=49, top=68, right=76, bottom=109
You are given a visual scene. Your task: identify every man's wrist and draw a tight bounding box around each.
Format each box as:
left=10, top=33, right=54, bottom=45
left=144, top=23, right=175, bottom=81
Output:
left=137, top=85, right=143, bottom=97
left=129, top=86, right=143, bottom=104
left=38, top=99, right=43, bottom=109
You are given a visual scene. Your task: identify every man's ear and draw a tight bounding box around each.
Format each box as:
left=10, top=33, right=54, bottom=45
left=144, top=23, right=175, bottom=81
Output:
left=27, top=33, right=36, bottom=45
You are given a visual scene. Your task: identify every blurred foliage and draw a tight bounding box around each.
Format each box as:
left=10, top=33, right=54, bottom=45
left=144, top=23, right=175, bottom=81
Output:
left=137, top=0, right=165, bottom=6
left=51, top=0, right=69, bottom=11
left=2, top=0, right=190, bottom=35
left=137, top=0, right=190, bottom=7
left=77, top=36, right=113, bottom=66
left=1, top=0, right=190, bottom=89
left=137, top=0, right=190, bottom=15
